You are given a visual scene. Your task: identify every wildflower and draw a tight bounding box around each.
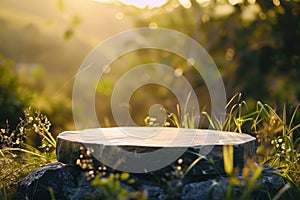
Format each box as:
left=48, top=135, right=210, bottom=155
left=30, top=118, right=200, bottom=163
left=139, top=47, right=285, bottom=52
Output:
left=28, top=117, right=34, bottom=123
left=86, top=150, right=91, bottom=156
left=176, top=166, right=182, bottom=171
left=178, top=158, right=183, bottom=164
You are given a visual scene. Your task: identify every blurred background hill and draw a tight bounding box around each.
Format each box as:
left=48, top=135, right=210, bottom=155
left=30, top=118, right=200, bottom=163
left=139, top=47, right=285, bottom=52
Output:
left=0, top=0, right=133, bottom=81
left=0, top=0, right=133, bottom=132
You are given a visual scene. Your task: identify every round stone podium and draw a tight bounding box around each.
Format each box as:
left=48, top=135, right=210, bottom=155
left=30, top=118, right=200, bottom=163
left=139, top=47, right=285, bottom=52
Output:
left=56, top=127, right=256, bottom=174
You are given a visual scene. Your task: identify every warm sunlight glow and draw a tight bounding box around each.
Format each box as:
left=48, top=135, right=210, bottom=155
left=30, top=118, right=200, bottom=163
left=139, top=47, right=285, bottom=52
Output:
left=273, top=0, right=280, bottom=7
left=228, top=0, right=244, bottom=5
left=92, top=0, right=112, bottom=3
left=120, top=0, right=167, bottom=8
left=196, top=0, right=211, bottom=7
left=179, top=0, right=192, bottom=9
left=247, top=0, right=256, bottom=4
left=93, top=0, right=168, bottom=9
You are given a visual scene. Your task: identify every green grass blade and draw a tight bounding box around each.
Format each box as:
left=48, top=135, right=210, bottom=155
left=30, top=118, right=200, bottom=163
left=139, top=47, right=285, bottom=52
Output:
left=273, top=183, right=291, bottom=200
left=288, top=104, right=299, bottom=131
left=226, top=93, right=240, bottom=109
left=223, top=145, right=233, bottom=175
left=2, top=148, right=46, bottom=158
left=201, top=111, right=215, bottom=129
left=184, top=155, right=206, bottom=176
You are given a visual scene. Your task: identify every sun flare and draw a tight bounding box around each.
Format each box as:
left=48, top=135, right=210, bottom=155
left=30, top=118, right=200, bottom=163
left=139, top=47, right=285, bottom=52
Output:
left=93, top=0, right=168, bottom=9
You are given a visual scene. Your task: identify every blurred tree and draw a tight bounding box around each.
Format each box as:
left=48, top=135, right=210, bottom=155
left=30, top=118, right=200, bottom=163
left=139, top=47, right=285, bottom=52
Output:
left=0, top=0, right=79, bottom=130
left=122, top=0, right=300, bottom=106
left=234, top=0, right=300, bottom=104
left=0, top=51, right=72, bottom=135
left=0, top=54, right=31, bottom=129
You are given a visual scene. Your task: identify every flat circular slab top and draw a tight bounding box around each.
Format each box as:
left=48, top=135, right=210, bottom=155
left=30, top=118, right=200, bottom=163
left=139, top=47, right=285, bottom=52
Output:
left=57, top=127, right=255, bottom=147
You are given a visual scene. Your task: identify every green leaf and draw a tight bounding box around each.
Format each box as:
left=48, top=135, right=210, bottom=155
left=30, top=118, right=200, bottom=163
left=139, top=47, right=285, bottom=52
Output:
left=201, top=111, right=215, bottom=129
left=72, top=15, right=81, bottom=27
left=223, top=145, right=234, bottom=175
left=57, top=0, right=64, bottom=12
left=128, top=179, right=135, bottom=184
left=184, top=155, right=206, bottom=176
left=249, top=165, right=262, bottom=187
left=64, top=29, right=74, bottom=40
left=120, top=172, right=130, bottom=181
left=273, top=183, right=291, bottom=200
left=228, top=176, right=242, bottom=186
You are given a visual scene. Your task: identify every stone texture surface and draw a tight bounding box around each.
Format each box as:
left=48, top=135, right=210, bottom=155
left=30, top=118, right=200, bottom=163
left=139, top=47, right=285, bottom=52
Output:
left=17, top=162, right=164, bottom=200
left=17, top=162, right=102, bottom=200
left=17, top=163, right=287, bottom=200
left=182, top=165, right=287, bottom=200
left=56, top=127, right=256, bottom=175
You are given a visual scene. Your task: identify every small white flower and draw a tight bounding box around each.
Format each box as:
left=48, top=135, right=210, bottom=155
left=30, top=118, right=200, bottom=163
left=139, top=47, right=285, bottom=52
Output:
left=28, top=117, right=33, bottom=123
left=178, top=158, right=183, bottom=164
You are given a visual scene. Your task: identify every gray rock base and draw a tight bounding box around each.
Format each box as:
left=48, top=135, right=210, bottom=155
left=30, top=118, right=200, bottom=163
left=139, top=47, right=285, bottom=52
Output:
left=17, top=163, right=289, bottom=200
left=183, top=166, right=286, bottom=200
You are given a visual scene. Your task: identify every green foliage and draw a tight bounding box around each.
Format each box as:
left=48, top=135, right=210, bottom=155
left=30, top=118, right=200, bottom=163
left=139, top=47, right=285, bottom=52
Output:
left=256, top=104, right=300, bottom=190
left=56, top=0, right=82, bottom=40
left=125, top=0, right=300, bottom=106
left=0, top=54, right=31, bottom=130
left=91, top=173, right=146, bottom=200
left=0, top=51, right=72, bottom=134
left=209, top=94, right=300, bottom=195
left=0, top=93, right=299, bottom=199
left=160, top=93, right=300, bottom=199
left=217, top=159, right=264, bottom=200
left=223, top=145, right=234, bottom=175
left=57, top=0, right=65, bottom=12
left=0, top=108, right=56, bottom=198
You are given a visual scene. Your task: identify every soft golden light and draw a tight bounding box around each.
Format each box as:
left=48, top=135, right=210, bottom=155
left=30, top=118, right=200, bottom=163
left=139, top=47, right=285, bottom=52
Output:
left=149, top=22, right=158, bottom=29
left=247, top=0, right=256, bottom=4
left=115, top=12, right=124, bottom=20
left=179, top=0, right=192, bottom=8
left=93, top=0, right=167, bottom=9
left=228, top=0, right=244, bottom=5
left=196, top=0, right=211, bottom=7
left=273, top=0, right=280, bottom=6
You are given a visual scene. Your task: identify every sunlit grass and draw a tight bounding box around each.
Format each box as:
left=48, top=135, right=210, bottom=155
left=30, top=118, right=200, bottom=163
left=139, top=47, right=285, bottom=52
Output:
left=0, top=108, right=56, bottom=198
left=145, top=93, right=300, bottom=198
left=1, top=94, right=299, bottom=199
